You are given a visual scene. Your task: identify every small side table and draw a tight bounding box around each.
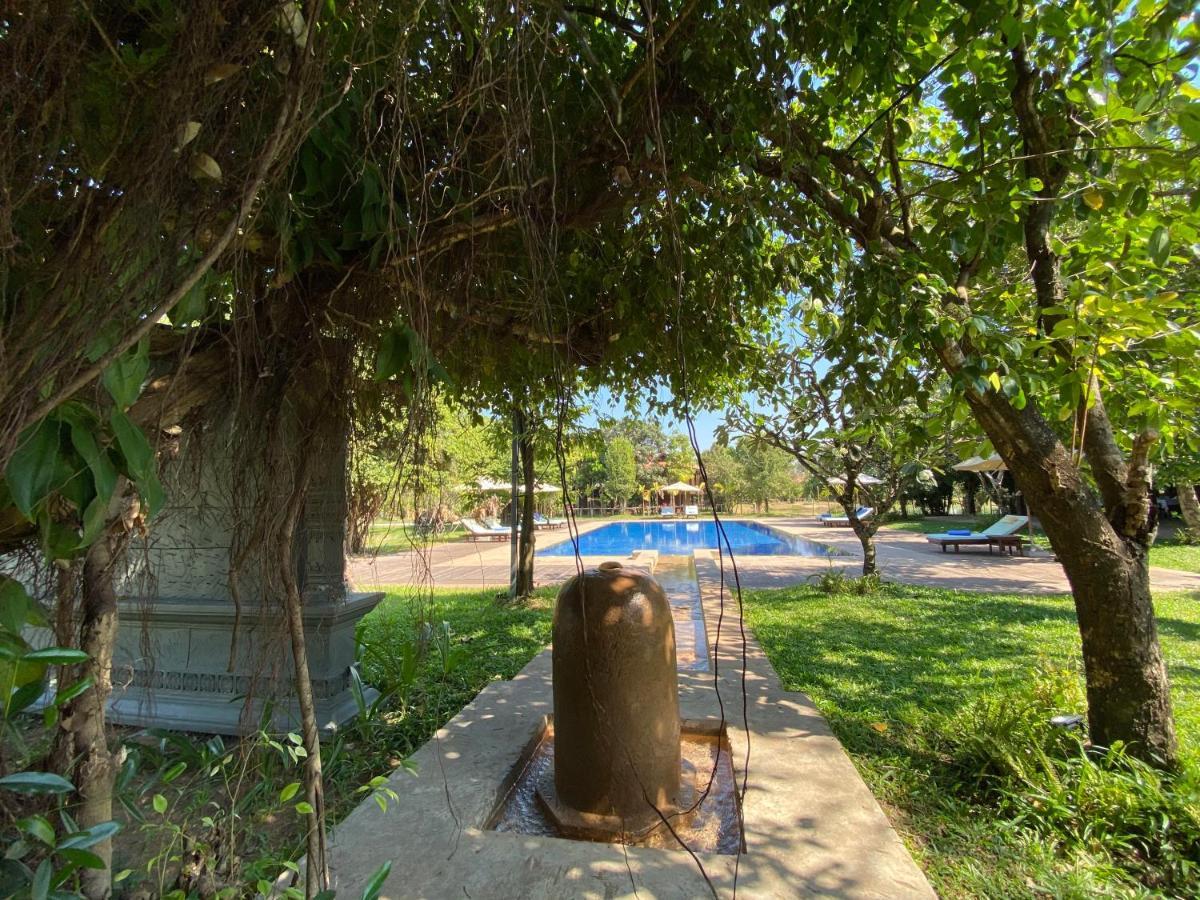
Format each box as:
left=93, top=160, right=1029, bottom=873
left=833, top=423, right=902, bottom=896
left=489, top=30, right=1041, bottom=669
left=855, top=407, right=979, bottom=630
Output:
left=989, top=535, right=1026, bottom=556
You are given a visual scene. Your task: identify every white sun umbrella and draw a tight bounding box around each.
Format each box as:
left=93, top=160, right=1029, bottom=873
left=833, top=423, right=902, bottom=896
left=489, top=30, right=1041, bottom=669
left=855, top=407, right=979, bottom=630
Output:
left=661, top=480, right=702, bottom=512
left=661, top=481, right=703, bottom=493
left=826, top=474, right=884, bottom=486
left=953, top=454, right=1033, bottom=540
left=474, top=477, right=511, bottom=492
left=951, top=454, right=1006, bottom=473
left=475, top=476, right=562, bottom=494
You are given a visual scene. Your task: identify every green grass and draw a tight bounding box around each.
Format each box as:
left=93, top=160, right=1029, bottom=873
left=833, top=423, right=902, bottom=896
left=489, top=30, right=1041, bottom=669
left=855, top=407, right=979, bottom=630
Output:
left=356, top=585, right=555, bottom=708
left=362, top=521, right=466, bottom=554
left=1150, top=538, right=1200, bottom=574
left=745, top=583, right=1200, bottom=897
left=882, top=514, right=994, bottom=535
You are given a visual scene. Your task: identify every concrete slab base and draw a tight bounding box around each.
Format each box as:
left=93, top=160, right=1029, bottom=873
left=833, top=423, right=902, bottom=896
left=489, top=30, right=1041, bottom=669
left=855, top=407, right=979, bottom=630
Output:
left=319, top=554, right=934, bottom=898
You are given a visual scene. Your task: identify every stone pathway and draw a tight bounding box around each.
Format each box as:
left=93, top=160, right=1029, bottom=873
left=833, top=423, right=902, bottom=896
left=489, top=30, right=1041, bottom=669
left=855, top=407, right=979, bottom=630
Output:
left=349, top=517, right=1200, bottom=597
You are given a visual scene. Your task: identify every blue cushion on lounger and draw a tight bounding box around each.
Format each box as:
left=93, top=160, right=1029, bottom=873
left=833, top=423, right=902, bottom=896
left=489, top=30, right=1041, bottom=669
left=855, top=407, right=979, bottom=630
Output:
left=947, top=529, right=972, bottom=536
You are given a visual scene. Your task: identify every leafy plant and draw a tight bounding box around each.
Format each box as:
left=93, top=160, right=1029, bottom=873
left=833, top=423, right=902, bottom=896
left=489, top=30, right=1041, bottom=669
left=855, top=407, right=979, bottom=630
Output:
left=0, top=577, right=90, bottom=751
left=0, top=772, right=120, bottom=899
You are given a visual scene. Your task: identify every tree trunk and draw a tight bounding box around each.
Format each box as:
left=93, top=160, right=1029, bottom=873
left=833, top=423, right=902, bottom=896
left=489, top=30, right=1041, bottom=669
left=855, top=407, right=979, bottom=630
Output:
left=960, top=388, right=1176, bottom=764
left=1177, top=483, right=1200, bottom=536
left=71, top=536, right=120, bottom=899
left=849, top=518, right=877, bottom=576
left=964, top=483, right=977, bottom=516
left=516, top=412, right=536, bottom=596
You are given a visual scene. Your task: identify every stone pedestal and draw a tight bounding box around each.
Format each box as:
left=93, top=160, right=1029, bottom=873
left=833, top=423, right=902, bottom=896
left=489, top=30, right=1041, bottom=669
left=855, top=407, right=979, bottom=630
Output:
left=109, top=407, right=382, bottom=735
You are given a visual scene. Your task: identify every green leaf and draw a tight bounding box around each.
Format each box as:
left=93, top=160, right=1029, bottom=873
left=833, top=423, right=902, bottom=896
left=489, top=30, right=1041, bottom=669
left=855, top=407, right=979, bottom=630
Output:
left=69, top=422, right=117, bottom=507
left=162, top=761, right=187, bottom=784
left=24, top=648, right=89, bottom=665
left=137, top=469, right=165, bottom=519
left=17, top=815, right=55, bottom=847
left=78, top=495, right=109, bottom=549
left=375, top=326, right=410, bottom=381
left=294, top=801, right=314, bottom=815
left=32, top=858, right=51, bottom=900
left=54, top=676, right=92, bottom=710
left=279, top=782, right=301, bottom=802
left=109, top=409, right=154, bottom=481
left=58, top=847, right=107, bottom=870
left=174, top=276, right=211, bottom=323
left=0, top=772, right=75, bottom=794
left=152, top=794, right=167, bottom=814
left=1148, top=225, right=1170, bottom=267
left=5, top=418, right=65, bottom=518
left=57, top=821, right=120, bottom=850
left=0, top=577, right=34, bottom=635
left=361, top=860, right=392, bottom=900
left=101, top=338, right=149, bottom=409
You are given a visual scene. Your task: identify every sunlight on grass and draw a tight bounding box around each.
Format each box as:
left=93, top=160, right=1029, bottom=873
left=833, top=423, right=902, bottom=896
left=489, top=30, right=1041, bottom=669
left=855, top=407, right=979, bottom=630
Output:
left=745, top=583, right=1200, bottom=897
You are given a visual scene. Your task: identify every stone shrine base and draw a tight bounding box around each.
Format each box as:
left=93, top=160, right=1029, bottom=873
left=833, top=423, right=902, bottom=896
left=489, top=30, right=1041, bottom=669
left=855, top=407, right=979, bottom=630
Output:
left=319, top=555, right=934, bottom=898
left=108, top=591, right=383, bottom=734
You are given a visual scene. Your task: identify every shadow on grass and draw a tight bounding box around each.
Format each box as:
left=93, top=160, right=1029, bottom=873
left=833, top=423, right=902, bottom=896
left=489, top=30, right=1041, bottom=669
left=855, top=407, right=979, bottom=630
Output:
left=747, top=584, right=1082, bottom=723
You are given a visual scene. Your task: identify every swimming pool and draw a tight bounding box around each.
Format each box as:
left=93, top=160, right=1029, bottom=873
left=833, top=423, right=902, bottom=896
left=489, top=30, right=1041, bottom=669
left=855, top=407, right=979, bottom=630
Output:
left=537, top=520, right=840, bottom=557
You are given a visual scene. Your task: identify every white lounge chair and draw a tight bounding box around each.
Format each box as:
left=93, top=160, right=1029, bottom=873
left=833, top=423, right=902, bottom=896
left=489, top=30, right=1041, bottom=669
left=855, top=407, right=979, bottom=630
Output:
left=533, top=512, right=567, bottom=530
left=659, top=505, right=675, bottom=517
left=925, top=515, right=1029, bottom=553
left=819, top=507, right=874, bottom=527
left=683, top=505, right=699, bottom=518
left=461, top=517, right=510, bottom=542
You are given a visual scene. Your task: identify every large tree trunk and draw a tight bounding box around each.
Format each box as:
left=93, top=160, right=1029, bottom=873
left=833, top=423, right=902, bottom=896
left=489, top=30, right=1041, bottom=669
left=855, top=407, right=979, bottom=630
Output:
left=960, top=388, right=1176, bottom=764
left=1177, top=483, right=1200, bottom=536
left=515, top=411, right=536, bottom=596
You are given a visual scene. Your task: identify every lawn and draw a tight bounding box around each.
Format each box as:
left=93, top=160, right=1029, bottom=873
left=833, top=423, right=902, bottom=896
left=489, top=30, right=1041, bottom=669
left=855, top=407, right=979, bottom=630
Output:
left=1150, top=537, right=1200, bottom=574
left=745, top=583, right=1200, bottom=898
left=882, top=514, right=994, bottom=535
left=362, top=521, right=466, bottom=554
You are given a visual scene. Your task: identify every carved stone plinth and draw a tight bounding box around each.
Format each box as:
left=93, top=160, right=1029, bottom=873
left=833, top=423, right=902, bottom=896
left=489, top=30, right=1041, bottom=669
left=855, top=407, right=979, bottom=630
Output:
left=108, top=393, right=381, bottom=735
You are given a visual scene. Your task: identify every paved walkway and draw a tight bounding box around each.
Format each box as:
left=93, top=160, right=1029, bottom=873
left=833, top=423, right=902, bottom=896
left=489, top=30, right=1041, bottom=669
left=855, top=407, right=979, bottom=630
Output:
left=349, top=517, right=1200, bottom=597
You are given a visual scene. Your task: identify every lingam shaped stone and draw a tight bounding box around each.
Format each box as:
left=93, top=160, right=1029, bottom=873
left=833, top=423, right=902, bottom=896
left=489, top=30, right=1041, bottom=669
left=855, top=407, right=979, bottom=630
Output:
left=537, top=561, right=685, bottom=839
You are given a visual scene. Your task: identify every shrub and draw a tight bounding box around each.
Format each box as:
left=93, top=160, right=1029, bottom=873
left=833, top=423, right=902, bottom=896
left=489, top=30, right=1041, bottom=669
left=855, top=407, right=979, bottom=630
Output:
left=935, top=666, right=1200, bottom=895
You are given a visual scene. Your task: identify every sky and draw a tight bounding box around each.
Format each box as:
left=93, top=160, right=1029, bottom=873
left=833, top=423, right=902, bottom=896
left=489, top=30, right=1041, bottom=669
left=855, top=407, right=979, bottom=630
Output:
left=578, top=386, right=725, bottom=449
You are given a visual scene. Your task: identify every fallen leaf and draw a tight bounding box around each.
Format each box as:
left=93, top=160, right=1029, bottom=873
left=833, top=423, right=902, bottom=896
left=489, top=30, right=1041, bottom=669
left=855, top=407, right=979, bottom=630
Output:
left=190, top=152, right=222, bottom=181
left=204, top=63, right=241, bottom=85
left=175, top=120, right=201, bottom=152
left=870, top=722, right=888, bottom=733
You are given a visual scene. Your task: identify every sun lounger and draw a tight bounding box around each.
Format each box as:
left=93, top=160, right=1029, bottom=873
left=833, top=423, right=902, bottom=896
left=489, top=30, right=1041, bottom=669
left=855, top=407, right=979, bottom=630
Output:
left=683, top=505, right=699, bottom=518
left=461, top=517, right=510, bottom=541
left=533, top=512, right=567, bottom=530
left=925, top=515, right=1029, bottom=552
left=659, top=505, right=675, bottom=517
left=819, top=507, right=874, bottom=527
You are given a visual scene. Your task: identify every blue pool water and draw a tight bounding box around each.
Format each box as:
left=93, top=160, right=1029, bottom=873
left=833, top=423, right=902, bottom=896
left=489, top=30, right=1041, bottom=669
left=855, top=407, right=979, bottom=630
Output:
left=537, top=520, right=840, bottom=557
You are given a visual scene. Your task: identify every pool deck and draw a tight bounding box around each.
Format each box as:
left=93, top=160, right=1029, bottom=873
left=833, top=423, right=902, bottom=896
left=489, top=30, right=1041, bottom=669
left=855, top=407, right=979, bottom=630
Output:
left=348, top=516, right=1200, bottom=597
